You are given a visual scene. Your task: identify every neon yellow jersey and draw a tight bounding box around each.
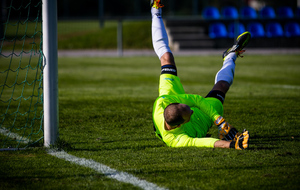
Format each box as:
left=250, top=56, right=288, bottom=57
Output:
left=152, top=74, right=223, bottom=148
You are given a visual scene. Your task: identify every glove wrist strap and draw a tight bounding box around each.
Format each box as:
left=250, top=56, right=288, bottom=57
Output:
left=230, top=141, right=236, bottom=149
left=214, top=116, right=225, bottom=126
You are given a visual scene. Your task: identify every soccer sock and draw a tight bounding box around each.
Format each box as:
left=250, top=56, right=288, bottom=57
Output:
left=215, top=52, right=237, bottom=85
left=151, top=7, right=172, bottom=59
left=161, top=65, right=177, bottom=76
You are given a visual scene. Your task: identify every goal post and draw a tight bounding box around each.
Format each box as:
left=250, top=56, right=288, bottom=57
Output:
left=0, top=0, right=58, bottom=149
left=42, top=0, right=59, bottom=147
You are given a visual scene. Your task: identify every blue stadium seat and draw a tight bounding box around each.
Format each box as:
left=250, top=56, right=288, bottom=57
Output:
left=240, top=6, right=257, bottom=19
left=202, top=6, right=220, bottom=19
left=277, top=7, right=294, bottom=18
left=265, top=22, right=284, bottom=37
left=247, top=22, right=265, bottom=37
left=209, top=23, right=228, bottom=38
left=284, top=22, right=300, bottom=37
left=221, top=6, right=239, bottom=19
left=227, top=22, right=246, bottom=38
left=260, top=6, right=276, bottom=18
left=296, top=7, right=300, bottom=18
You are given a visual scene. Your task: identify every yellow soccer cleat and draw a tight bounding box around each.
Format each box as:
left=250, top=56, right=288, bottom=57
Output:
left=150, top=0, right=164, bottom=9
left=223, top=31, right=251, bottom=59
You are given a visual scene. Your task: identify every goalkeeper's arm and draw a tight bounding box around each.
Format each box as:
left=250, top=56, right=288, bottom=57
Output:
left=214, top=140, right=231, bottom=148
left=214, top=130, right=249, bottom=150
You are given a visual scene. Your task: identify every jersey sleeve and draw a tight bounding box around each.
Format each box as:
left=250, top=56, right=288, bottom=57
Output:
left=163, top=130, right=219, bottom=148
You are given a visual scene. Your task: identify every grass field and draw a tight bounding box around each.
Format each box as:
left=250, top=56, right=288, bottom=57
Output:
left=1, top=54, right=300, bottom=190
left=3, top=20, right=152, bottom=51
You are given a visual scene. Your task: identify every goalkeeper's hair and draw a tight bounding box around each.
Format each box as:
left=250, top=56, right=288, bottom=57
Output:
left=164, top=103, right=185, bottom=126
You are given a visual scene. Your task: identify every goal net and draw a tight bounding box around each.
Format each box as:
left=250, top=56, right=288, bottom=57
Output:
left=0, top=0, right=44, bottom=149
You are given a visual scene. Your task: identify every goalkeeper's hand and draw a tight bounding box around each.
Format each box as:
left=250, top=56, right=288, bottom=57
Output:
left=214, top=116, right=240, bottom=141
left=230, top=130, right=249, bottom=150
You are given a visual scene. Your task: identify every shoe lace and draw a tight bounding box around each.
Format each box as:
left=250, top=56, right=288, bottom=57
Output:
left=154, top=0, right=164, bottom=8
left=237, top=50, right=246, bottom=58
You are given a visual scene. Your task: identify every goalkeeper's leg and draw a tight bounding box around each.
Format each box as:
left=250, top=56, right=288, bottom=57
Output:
left=151, top=0, right=176, bottom=69
left=210, top=31, right=251, bottom=96
left=208, top=53, right=240, bottom=140
left=208, top=32, right=251, bottom=141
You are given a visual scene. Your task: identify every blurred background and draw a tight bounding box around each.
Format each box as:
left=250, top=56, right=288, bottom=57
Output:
left=1, top=0, right=300, bottom=50
left=56, top=0, right=299, bottom=17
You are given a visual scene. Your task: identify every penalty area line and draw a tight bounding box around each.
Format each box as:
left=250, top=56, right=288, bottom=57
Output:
left=48, top=149, right=168, bottom=190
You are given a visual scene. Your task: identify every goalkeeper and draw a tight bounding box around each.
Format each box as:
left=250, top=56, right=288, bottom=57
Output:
left=151, top=0, right=250, bottom=150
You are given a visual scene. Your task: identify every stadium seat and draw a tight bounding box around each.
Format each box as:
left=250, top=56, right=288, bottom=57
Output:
left=209, top=23, right=228, bottom=38
left=227, top=22, right=246, bottom=38
left=221, top=6, right=239, bottom=19
left=260, top=6, right=276, bottom=18
left=296, top=7, right=300, bottom=18
left=240, top=6, right=257, bottom=19
left=202, top=6, right=220, bottom=19
left=247, top=22, right=265, bottom=37
left=265, top=22, right=284, bottom=37
left=277, top=7, right=294, bottom=18
left=284, top=22, right=300, bottom=37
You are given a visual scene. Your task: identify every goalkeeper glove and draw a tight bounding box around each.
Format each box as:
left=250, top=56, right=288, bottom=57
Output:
left=230, top=130, right=249, bottom=150
left=214, top=116, right=241, bottom=141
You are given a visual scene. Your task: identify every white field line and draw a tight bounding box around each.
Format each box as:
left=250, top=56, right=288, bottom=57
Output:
left=0, top=127, right=30, bottom=144
left=270, top=84, right=300, bottom=90
left=0, top=129, right=168, bottom=190
left=48, top=150, right=168, bottom=190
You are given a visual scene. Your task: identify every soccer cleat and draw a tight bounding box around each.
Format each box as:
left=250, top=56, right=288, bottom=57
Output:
left=222, top=31, right=251, bottom=59
left=150, top=0, right=164, bottom=9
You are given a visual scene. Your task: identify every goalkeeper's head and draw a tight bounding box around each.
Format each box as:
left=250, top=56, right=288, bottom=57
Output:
left=164, top=103, right=194, bottom=130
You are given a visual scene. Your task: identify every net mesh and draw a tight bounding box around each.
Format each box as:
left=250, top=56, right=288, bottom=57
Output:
left=0, top=0, right=43, bottom=149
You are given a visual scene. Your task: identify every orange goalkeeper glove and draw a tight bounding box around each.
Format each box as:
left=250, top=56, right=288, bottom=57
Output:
left=214, top=116, right=241, bottom=141
left=230, top=130, right=249, bottom=150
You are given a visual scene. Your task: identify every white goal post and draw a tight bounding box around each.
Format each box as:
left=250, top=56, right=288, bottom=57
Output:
left=42, top=0, right=59, bottom=147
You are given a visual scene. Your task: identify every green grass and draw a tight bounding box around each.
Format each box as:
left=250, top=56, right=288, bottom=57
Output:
left=2, top=20, right=152, bottom=51
left=1, top=54, right=300, bottom=189
left=57, top=20, right=152, bottom=49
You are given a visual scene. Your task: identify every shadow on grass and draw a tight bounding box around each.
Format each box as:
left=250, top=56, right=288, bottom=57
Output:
left=248, top=135, right=299, bottom=150
left=72, top=144, right=165, bottom=152
left=60, top=137, right=166, bottom=152
left=57, top=134, right=299, bottom=152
